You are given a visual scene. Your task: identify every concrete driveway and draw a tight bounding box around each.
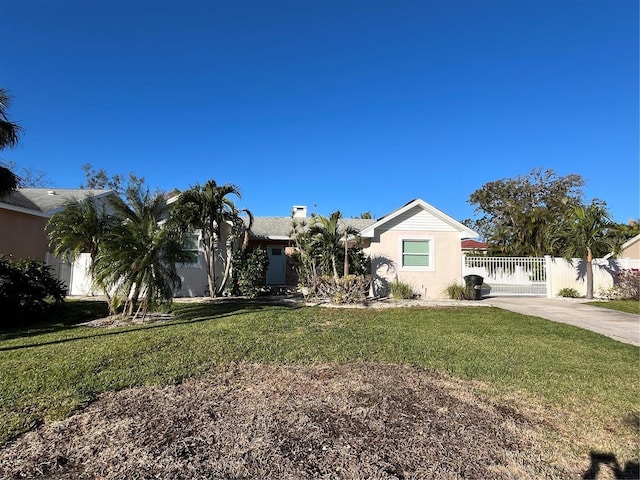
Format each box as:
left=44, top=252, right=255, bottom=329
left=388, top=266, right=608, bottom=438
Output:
left=485, top=297, right=640, bottom=347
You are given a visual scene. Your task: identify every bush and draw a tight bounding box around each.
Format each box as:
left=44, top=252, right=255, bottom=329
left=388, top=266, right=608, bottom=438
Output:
left=0, top=256, right=66, bottom=328
left=230, top=248, right=269, bottom=298
left=557, top=287, right=581, bottom=298
left=445, top=282, right=472, bottom=300
left=390, top=280, right=416, bottom=300
left=613, top=269, right=640, bottom=300
left=303, top=275, right=371, bottom=304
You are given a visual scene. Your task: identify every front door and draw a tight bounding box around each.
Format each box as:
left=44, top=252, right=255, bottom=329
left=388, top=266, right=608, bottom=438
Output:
left=266, top=246, right=286, bottom=285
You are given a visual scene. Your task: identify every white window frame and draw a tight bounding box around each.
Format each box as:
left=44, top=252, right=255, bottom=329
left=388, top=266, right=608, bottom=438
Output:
left=398, top=236, right=434, bottom=271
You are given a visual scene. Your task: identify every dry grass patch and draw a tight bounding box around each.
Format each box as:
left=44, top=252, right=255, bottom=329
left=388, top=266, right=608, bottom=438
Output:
left=1, top=362, right=566, bottom=479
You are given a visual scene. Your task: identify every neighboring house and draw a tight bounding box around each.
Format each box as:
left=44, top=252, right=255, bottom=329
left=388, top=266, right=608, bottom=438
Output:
left=0, top=188, right=115, bottom=293
left=461, top=239, right=488, bottom=255
left=0, top=188, right=114, bottom=261
left=604, top=233, right=640, bottom=260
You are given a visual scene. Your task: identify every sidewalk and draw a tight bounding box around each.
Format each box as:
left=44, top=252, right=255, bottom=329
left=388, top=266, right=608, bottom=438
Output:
left=484, top=297, right=640, bottom=347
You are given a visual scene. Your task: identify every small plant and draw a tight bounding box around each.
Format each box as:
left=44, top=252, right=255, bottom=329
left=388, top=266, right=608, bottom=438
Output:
left=445, top=282, right=471, bottom=300
left=557, top=287, right=581, bottom=298
left=390, top=280, right=416, bottom=300
left=597, top=286, right=621, bottom=300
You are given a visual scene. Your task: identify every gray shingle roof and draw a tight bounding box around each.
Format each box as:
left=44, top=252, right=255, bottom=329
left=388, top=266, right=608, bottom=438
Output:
left=249, top=216, right=376, bottom=240
left=0, top=188, right=114, bottom=215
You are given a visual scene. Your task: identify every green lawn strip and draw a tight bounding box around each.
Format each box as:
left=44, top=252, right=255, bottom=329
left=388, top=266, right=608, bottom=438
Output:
left=586, top=300, right=640, bottom=315
left=0, top=302, right=638, bottom=445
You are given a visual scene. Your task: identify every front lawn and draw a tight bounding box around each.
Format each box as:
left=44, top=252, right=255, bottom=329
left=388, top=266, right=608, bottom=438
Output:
left=0, top=299, right=637, bottom=477
left=586, top=299, right=640, bottom=315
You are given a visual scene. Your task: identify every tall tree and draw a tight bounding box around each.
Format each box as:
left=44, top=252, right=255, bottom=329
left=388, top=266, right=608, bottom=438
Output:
left=2, top=161, right=50, bottom=187
left=0, top=88, right=23, bottom=197
left=467, top=168, right=584, bottom=256
left=169, top=180, right=242, bottom=297
left=92, top=188, right=190, bottom=316
left=81, top=163, right=145, bottom=198
left=555, top=201, right=620, bottom=299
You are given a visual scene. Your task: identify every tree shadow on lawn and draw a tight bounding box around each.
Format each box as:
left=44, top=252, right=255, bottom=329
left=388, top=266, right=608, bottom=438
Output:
left=0, top=300, right=111, bottom=341
left=582, top=451, right=639, bottom=479
left=0, top=300, right=293, bottom=352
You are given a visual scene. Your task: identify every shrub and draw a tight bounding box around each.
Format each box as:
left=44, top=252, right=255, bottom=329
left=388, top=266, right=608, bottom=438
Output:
left=230, top=248, right=269, bottom=298
left=613, top=269, right=640, bottom=300
left=390, top=280, right=416, bottom=300
left=557, top=287, right=581, bottom=298
left=445, top=282, right=471, bottom=300
left=303, top=275, right=370, bottom=304
left=331, top=275, right=371, bottom=304
left=0, top=256, right=66, bottom=328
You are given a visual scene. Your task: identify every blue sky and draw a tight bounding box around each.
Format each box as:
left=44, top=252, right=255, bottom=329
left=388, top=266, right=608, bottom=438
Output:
left=1, top=0, right=638, bottom=223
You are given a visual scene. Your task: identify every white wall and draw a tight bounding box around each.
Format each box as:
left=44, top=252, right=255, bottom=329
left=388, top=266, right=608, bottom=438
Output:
left=547, top=257, right=640, bottom=298
left=69, top=253, right=100, bottom=296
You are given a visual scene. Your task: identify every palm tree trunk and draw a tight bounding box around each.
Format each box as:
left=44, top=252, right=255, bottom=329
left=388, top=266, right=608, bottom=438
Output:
left=217, top=241, right=232, bottom=296
left=586, top=248, right=594, bottom=299
left=203, top=235, right=216, bottom=297
left=129, top=282, right=141, bottom=316
left=332, top=255, right=338, bottom=282
left=343, top=233, right=349, bottom=277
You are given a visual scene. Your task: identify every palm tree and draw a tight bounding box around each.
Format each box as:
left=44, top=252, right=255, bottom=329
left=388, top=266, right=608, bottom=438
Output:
left=92, top=189, right=190, bottom=317
left=218, top=206, right=254, bottom=293
left=0, top=88, right=22, bottom=150
left=170, top=180, right=241, bottom=297
left=47, top=195, right=119, bottom=306
left=0, top=88, right=23, bottom=197
left=0, top=166, right=18, bottom=198
left=47, top=195, right=116, bottom=264
left=557, top=201, right=619, bottom=299
left=308, top=211, right=359, bottom=281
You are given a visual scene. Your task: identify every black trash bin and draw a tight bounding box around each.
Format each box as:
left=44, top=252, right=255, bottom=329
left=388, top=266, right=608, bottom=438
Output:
left=464, top=275, right=484, bottom=300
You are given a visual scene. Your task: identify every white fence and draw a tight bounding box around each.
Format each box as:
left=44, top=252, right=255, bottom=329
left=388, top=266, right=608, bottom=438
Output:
left=464, top=256, right=547, bottom=296
left=463, top=256, right=640, bottom=298
left=46, top=252, right=100, bottom=296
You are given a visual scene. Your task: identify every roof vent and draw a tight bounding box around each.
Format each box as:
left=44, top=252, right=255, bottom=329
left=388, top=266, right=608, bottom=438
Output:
left=292, top=205, right=307, bottom=218
left=47, top=190, right=56, bottom=195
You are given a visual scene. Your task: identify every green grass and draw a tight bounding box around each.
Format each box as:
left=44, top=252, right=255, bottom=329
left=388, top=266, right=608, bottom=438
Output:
left=1, top=299, right=638, bottom=445
left=586, top=299, right=640, bottom=315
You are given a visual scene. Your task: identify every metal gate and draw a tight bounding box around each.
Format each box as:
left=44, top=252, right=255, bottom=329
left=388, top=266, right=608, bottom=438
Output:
left=463, top=256, right=547, bottom=296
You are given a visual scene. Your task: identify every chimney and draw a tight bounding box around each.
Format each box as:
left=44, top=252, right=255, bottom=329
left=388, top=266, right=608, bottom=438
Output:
left=292, top=205, right=307, bottom=218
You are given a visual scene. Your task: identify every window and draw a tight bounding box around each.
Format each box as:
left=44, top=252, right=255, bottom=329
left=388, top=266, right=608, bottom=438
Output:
left=181, top=234, right=200, bottom=266
left=400, top=239, right=433, bottom=270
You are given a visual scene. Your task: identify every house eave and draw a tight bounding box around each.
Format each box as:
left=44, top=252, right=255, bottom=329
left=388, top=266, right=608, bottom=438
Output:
left=0, top=202, right=50, bottom=218
left=360, top=198, right=478, bottom=239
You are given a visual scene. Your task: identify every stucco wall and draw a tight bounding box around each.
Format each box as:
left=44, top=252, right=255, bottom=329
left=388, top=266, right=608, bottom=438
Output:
left=369, top=229, right=463, bottom=299
left=621, top=240, right=640, bottom=259
left=0, top=209, right=49, bottom=261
